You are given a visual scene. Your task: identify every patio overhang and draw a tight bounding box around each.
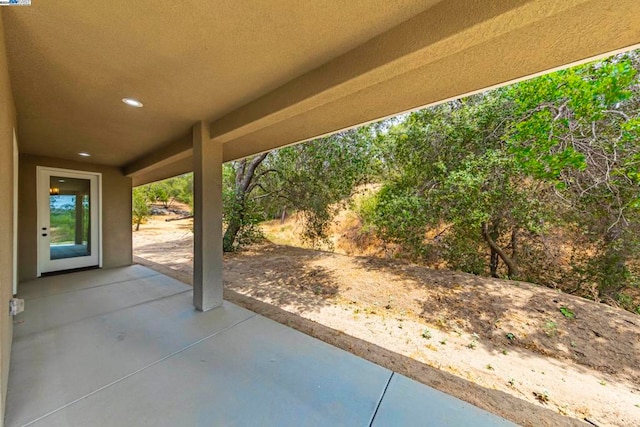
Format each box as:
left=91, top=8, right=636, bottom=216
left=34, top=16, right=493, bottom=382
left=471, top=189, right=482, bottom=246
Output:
left=118, top=0, right=640, bottom=186
left=2, top=1, right=640, bottom=423
left=1, top=0, right=638, bottom=328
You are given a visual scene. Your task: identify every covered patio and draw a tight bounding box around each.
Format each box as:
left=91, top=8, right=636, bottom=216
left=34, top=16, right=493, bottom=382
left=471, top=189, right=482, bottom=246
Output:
left=1, top=1, right=639, bottom=425
left=7, top=266, right=512, bottom=426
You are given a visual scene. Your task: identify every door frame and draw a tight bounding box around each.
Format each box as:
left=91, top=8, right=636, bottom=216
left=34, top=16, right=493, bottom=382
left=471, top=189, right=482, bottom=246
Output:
left=36, top=166, right=103, bottom=276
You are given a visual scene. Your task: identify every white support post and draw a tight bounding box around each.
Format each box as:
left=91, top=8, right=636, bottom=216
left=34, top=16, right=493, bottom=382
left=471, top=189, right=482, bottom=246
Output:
left=192, top=121, right=223, bottom=311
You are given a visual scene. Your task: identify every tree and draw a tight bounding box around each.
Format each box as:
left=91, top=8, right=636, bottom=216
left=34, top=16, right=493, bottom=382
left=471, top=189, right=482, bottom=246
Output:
left=222, top=153, right=269, bottom=252
left=361, top=49, right=640, bottom=312
left=132, top=187, right=151, bottom=231
left=144, top=174, right=193, bottom=210
left=262, top=128, right=375, bottom=247
left=221, top=128, right=376, bottom=251
left=506, top=52, right=640, bottom=303
left=363, top=93, right=552, bottom=278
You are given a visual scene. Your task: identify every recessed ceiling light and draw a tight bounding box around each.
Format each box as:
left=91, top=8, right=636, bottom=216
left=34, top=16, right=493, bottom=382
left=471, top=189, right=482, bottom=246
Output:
left=122, top=98, right=143, bottom=108
left=58, top=179, right=65, bottom=183
left=78, top=152, right=91, bottom=157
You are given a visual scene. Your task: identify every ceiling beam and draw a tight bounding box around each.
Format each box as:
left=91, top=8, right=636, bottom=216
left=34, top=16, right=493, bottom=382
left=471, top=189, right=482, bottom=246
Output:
left=212, top=0, right=600, bottom=143
left=124, top=132, right=192, bottom=180
left=127, top=0, right=640, bottom=182
left=130, top=155, right=193, bottom=187
left=215, top=0, right=640, bottom=161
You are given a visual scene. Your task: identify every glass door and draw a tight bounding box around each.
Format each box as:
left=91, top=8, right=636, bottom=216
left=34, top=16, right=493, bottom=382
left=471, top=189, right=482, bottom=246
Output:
left=38, top=168, right=101, bottom=274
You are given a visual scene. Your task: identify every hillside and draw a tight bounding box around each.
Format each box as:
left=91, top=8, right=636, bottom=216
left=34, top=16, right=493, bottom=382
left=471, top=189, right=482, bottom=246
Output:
left=262, top=195, right=640, bottom=314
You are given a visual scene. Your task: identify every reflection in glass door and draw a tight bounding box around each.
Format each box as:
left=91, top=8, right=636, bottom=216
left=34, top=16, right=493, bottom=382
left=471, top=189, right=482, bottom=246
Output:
left=49, top=176, right=91, bottom=260
left=38, top=168, right=101, bottom=275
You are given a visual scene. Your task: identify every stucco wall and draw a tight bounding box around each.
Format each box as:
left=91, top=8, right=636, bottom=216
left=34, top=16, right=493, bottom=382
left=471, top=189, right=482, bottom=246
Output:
left=0, top=12, right=16, bottom=424
left=18, top=155, right=133, bottom=281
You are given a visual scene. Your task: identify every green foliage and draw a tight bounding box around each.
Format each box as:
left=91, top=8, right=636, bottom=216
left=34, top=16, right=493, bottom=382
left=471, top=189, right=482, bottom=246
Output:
left=222, top=161, right=265, bottom=252
left=142, top=174, right=193, bottom=210
left=616, top=293, right=640, bottom=315
left=49, top=195, right=88, bottom=244
left=559, top=306, right=575, bottom=319
left=361, top=93, right=552, bottom=278
left=259, top=128, right=376, bottom=249
left=358, top=50, right=640, bottom=310
left=504, top=54, right=640, bottom=298
left=132, top=187, right=151, bottom=231
left=359, top=184, right=433, bottom=259
left=221, top=128, right=375, bottom=251
left=133, top=174, right=191, bottom=232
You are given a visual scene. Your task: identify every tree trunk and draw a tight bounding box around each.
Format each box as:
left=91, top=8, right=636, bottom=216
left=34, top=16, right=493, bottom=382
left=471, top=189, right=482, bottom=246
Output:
left=488, top=222, right=500, bottom=278
left=223, top=218, right=242, bottom=252
left=489, top=249, right=499, bottom=278
left=165, top=215, right=194, bottom=222
left=481, top=222, right=518, bottom=279
left=222, top=152, right=269, bottom=251
left=223, top=191, right=246, bottom=252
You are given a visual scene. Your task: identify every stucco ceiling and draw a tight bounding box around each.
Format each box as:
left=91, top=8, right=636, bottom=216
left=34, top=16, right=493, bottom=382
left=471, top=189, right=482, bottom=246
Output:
left=1, top=0, right=438, bottom=167
left=2, top=0, right=640, bottom=186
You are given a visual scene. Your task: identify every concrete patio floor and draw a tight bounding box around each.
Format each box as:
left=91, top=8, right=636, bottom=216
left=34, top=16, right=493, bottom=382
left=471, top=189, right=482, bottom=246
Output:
left=7, top=266, right=515, bottom=426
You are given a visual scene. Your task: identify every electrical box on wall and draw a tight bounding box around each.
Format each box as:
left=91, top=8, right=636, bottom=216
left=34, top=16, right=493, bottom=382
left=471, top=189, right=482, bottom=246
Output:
left=9, top=298, right=24, bottom=316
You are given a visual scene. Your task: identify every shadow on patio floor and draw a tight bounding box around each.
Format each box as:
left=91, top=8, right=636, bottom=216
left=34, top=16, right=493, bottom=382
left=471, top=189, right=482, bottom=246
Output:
left=134, top=254, right=583, bottom=427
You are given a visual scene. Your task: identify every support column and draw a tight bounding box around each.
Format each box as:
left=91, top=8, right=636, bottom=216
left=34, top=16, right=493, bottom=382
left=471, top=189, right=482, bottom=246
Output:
left=192, top=121, right=223, bottom=311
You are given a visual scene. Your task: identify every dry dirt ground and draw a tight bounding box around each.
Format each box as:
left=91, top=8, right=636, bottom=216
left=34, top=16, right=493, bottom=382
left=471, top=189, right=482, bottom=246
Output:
left=133, top=214, right=640, bottom=427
